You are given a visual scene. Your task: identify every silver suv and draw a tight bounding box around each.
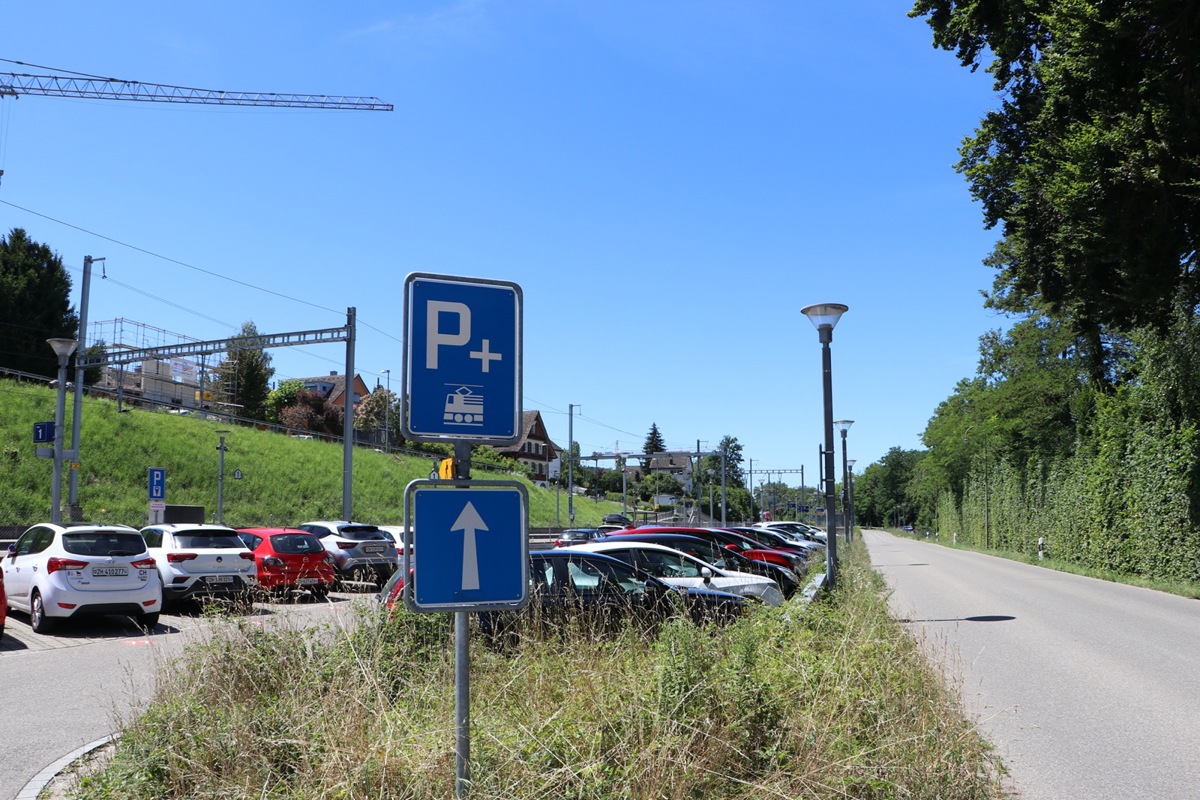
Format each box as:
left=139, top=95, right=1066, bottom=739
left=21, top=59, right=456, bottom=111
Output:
left=297, top=521, right=398, bottom=588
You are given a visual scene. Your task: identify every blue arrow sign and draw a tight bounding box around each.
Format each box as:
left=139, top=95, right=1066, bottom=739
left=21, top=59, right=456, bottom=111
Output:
left=409, top=484, right=528, bottom=611
left=148, top=467, right=166, bottom=501
left=403, top=273, right=522, bottom=443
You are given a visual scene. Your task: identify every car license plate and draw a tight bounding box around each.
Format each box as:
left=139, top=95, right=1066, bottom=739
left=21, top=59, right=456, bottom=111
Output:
left=363, top=545, right=383, bottom=554
left=93, top=567, right=129, bottom=577
left=297, top=577, right=318, bottom=585
left=206, top=575, right=234, bottom=584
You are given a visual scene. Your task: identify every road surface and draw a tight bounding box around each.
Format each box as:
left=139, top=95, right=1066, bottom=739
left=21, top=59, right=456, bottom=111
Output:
left=863, top=528, right=1200, bottom=800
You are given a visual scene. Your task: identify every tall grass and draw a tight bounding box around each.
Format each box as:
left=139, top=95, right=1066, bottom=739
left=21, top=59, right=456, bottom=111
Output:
left=69, top=541, right=1005, bottom=800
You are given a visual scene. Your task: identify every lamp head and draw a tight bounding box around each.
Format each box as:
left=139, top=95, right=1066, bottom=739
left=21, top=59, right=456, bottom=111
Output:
left=801, top=303, right=848, bottom=333
left=47, top=338, right=79, bottom=360
left=834, top=419, right=854, bottom=434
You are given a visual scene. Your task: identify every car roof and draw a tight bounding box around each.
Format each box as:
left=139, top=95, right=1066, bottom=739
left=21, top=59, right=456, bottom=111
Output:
left=140, top=523, right=238, bottom=533
left=606, top=532, right=709, bottom=545
left=571, top=540, right=701, bottom=556
left=236, top=527, right=311, bottom=535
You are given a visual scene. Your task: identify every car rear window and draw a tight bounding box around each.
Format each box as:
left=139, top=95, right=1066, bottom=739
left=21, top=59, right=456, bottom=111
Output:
left=271, top=534, right=325, bottom=554
left=174, top=534, right=246, bottom=549
left=63, top=531, right=147, bottom=557
left=336, top=526, right=387, bottom=541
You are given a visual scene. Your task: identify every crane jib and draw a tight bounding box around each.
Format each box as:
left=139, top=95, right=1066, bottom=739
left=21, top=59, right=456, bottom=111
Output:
left=0, top=72, right=392, bottom=111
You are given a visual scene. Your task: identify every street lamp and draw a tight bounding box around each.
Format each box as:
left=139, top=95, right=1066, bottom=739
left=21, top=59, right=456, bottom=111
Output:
left=846, top=458, right=857, bottom=542
left=47, top=338, right=79, bottom=524
left=834, top=420, right=853, bottom=544
left=802, top=302, right=848, bottom=590
left=216, top=430, right=231, bottom=524
left=381, top=369, right=391, bottom=451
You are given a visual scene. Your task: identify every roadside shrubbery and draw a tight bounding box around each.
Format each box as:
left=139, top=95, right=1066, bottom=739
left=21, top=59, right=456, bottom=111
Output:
left=71, top=541, right=1005, bottom=799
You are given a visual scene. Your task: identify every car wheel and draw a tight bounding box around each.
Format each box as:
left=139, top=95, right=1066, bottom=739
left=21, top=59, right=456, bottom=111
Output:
left=139, top=612, right=160, bottom=630
left=30, top=590, right=55, bottom=633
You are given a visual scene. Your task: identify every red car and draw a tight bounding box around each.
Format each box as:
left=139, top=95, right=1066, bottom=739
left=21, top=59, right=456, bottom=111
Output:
left=605, top=526, right=808, bottom=574
left=236, top=528, right=336, bottom=599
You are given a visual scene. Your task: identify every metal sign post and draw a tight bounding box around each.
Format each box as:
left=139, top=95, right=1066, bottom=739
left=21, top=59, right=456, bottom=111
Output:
left=401, top=272, right=525, bottom=799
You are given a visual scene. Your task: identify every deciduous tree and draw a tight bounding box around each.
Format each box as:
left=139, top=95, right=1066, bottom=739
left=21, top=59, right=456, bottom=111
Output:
left=911, top=0, right=1200, bottom=383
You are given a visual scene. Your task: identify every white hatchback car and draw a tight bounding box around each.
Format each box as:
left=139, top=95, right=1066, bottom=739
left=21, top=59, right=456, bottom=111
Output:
left=3, top=523, right=162, bottom=633
left=139, top=523, right=258, bottom=607
left=564, top=540, right=785, bottom=606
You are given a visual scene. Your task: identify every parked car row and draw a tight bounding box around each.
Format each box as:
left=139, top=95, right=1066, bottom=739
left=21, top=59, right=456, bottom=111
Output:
left=2, top=519, right=401, bottom=637
left=375, top=548, right=751, bottom=647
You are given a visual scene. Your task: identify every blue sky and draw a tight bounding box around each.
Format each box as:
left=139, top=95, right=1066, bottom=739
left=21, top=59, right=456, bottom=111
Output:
left=1, top=1, right=1006, bottom=485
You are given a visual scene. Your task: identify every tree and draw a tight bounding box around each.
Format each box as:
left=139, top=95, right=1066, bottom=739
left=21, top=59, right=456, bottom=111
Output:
left=266, top=379, right=304, bottom=423
left=280, top=389, right=342, bottom=434
left=354, top=385, right=399, bottom=445
left=638, top=472, right=684, bottom=504
left=697, top=434, right=745, bottom=488
left=217, top=321, right=274, bottom=419
left=911, top=0, right=1200, bottom=383
left=642, top=422, right=666, bottom=473
left=0, top=228, right=78, bottom=378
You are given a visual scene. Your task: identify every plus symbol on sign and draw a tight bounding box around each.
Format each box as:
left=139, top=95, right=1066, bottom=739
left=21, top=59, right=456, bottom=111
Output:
left=470, top=339, right=503, bottom=372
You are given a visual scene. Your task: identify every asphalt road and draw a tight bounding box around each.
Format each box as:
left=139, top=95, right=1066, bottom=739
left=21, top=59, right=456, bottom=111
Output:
left=863, top=529, right=1200, bottom=800
left=0, top=590, right=370, bottom=800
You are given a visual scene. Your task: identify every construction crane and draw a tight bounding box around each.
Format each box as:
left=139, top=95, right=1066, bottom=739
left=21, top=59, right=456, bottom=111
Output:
left=0, top=69, right=393, bottom=111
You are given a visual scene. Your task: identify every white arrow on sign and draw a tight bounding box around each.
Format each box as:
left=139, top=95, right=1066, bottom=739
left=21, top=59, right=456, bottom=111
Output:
left=451, top=501, right=488, bottom=591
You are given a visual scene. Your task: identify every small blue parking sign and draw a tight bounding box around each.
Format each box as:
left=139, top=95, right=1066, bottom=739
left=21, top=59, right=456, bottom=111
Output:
left=402, top=273, right=522, bottom=444
left=406, top=481, right=528, bottom=612
left=148, top=467, right=166, bottom=501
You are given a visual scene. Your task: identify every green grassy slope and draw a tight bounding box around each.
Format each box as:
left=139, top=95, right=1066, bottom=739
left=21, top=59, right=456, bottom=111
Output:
left=0, top=379, right=620, bottom=529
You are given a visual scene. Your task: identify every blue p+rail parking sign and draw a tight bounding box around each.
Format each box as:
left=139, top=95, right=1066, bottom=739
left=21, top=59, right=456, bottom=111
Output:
left=402, top=273, right=522, bottom=444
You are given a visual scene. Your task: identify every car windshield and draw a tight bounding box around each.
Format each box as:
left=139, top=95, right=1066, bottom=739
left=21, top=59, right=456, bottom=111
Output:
left=559, top=556, right=647, bottom=595
left=272, top=534, right=325, bottom=554
left=173, top=533, right=245, bottom=549
left=636, top=549, right=705, bottom=579
left=63, top=531, right=146, bottom=557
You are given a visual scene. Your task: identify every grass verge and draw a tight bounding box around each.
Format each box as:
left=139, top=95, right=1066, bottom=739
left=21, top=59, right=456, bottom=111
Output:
left=65, top=541, right=1006, bottom=800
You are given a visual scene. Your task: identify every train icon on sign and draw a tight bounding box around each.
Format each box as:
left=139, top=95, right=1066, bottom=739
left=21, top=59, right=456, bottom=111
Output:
left=444, top=385, right=484, bottom=427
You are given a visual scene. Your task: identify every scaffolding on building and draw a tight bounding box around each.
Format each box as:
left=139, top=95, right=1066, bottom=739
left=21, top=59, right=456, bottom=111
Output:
left=87, top=318, right=220, bottom=409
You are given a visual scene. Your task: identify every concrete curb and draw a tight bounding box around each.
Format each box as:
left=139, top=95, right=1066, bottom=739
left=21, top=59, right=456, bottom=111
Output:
left=15, top=735, right=114, bottom=800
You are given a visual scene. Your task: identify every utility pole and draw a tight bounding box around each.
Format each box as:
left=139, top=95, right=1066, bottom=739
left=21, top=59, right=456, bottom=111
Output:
left=67, top=255, right=101, bottom=517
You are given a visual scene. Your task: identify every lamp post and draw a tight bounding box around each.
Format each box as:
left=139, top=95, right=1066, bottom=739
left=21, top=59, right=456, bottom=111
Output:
left=846, top=458, right=856, bottom=543
left=381, top=369, right=391, bottom=452
left=834, top=420, right=853, bottom=544
left=216, top=430, right=231, bottom=524
left=47, top=338, right=79, bottom=524
left=568, top=404, right=578, bottom=524
left=802, top=303, right=848, bottom=590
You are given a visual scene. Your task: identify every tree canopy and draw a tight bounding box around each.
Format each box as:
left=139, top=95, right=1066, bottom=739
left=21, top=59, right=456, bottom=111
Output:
left=218, top=321, right=275, bottom=419
left=911, top=0, right=1200, bottom=382
left=0, top=228, right=78, bottom=378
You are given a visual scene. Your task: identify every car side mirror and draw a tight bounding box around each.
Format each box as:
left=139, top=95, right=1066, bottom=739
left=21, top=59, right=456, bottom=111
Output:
left=724, top=543, right=738, bottom=551
left=700, top=566, right=713, bottom=583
